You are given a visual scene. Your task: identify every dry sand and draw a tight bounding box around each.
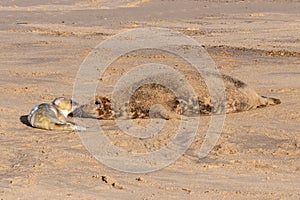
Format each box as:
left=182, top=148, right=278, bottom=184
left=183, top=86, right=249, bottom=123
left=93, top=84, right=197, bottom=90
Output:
left=0, top=0, right=299, bottom=199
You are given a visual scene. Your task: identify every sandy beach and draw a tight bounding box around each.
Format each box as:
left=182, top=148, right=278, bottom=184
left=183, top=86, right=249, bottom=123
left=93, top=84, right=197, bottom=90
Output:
left=0, top=0, right=299, bottom=199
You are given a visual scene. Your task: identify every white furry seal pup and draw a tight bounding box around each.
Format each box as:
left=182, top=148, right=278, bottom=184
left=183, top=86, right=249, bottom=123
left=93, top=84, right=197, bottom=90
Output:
left=28, top=97, right=86, bottom=131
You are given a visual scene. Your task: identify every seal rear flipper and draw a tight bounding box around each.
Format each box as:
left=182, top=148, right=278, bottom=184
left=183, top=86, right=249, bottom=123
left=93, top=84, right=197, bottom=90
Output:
left=73, top=124, right=87, bottom=131
left=54, top=122, right=86, bottom=131
left=261, top=96, right=281, bottom=106
left=267, top=96, right=281, bottom=105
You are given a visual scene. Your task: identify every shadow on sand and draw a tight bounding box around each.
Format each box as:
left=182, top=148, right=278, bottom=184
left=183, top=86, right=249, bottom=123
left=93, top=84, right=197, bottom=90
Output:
left=20, top=115, right=32, bottom=127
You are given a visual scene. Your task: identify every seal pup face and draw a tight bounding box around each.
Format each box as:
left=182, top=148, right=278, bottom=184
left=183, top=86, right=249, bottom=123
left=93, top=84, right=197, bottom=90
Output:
left=71, top=96, right=113, bottom=119
left=94, top=96, right=114, bottom=119
left=52, top=97, right=80, bottom=117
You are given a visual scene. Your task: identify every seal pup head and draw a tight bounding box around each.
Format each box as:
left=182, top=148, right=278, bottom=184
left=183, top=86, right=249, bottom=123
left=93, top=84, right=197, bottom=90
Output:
left=52, top=97, right=80, bottom=117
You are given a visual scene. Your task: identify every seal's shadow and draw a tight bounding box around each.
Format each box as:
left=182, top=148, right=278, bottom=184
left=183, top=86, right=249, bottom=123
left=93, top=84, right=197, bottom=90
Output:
left=20, top=115, right=32, bottom=127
